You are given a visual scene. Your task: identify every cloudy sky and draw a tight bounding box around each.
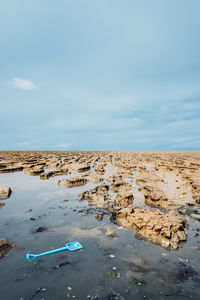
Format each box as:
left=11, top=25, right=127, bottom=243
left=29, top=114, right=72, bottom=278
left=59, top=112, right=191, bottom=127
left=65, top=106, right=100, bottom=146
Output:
left=0, top=0, right=200, bottom=150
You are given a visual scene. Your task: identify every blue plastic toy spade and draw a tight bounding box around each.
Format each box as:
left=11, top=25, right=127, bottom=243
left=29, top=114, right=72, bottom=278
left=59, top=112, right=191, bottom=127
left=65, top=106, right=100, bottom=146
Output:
left=26, top=241, right=83, bottom=262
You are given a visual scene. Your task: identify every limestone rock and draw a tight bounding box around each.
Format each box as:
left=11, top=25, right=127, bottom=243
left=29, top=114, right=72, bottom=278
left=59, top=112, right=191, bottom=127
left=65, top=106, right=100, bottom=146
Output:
left=0, top=239, right=14, bottom=259
left=95, top=212, right=103, bottom=221
left=0, top=166, right=23, bottom=173
left=84, top=171, right=103, bottom=184
left=111, top=180, right=132, bottom=193
left=116, top=208, right=188, bottom=250
left=0, top=186, right=12, bottom=200
left=0, top=202, right=5, bottom=208
left=141, top=185, right=167, bottom=206
left=58, top=177, right=88, bottom=188
left=115, top=192, right=134, bottom=207
left=78, top=184, right=110, bottom=207
left=75, top=163, right=90, bottom=173
left=106, top=228, right=115, bottom=237
left=25, top=166, right=44, bottom=176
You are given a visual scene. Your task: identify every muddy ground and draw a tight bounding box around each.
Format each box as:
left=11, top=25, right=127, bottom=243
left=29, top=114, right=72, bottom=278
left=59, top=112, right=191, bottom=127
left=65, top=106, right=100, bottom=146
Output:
left=0, top=151, right=200, bottom=299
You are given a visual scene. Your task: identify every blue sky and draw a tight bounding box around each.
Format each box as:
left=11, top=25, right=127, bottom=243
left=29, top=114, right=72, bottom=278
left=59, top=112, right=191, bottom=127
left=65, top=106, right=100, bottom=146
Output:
left=0, top=0, right=200, bottom=150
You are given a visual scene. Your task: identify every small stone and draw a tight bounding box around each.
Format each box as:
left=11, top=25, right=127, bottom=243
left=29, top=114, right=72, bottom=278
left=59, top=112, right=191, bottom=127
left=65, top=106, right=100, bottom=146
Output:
left=109, top=254, right=115, bottom=259
left=95, top=212, right=103, bottom=221
left=35, top=226, right=46, bottom=233
left=106, top=228, right=115, bottom=237
left=0, top=185, right=11, bottom=199
left=161, top=253, right=168, bottom=257
left=0, top=238, right=14, bottom=259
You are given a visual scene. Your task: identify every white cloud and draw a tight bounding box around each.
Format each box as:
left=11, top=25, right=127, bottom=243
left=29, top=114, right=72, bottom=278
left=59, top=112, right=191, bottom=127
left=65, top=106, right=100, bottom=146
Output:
left=6, top=78, right=39, bottom=91
left=131, top=117, right=143, bottom=125
left=15, top=141, right=39, bottom=149
left=15, top=142, right=32, bottom=146
left=58, top=143, right=71, bottom=148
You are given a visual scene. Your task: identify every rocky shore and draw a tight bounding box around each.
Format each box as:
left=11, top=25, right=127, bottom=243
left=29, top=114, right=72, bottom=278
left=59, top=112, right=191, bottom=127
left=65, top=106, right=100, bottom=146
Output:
left=0, top=150, right=200, bottom=251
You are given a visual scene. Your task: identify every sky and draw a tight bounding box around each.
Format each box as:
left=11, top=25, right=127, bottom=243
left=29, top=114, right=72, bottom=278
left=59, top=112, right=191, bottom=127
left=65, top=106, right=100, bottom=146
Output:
left=0, top=0, right=200, bottom=150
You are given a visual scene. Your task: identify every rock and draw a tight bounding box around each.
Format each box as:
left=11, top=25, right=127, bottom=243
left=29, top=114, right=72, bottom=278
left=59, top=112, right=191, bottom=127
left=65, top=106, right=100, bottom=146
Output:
left=95, top=165, right=105, bottom=175
left=84, top=171, right=103, bottom=184
left=75, top=163, right=90, bottom=173
left=0, top=185, right=12, bottom=200
left=0, top=239, right=14, bottom=258
left=111, top=180, right=132, bottom=193
left=115, top=192, right=134, bottom=207
left=115, top=208, right=188, bottom=250
left=58, top=177, right=88, bottom=188
left=40, top=171, right=55, bottom=179
left=106, top=228, right=115, bottom=237
left=141, top=185, right=167, bottom=206
left=40, top=167, right=68, bottom=179
left=0, top=202, right=5, bottom=208
left=25, top=165, right=44, bottom=176
left=95, top=212, right=103, bottom=221
left=35, top=226, right=46, bottom=233
left=0, top=166, right=23, bottom=173
left=78, top=184, right=111, bottom=207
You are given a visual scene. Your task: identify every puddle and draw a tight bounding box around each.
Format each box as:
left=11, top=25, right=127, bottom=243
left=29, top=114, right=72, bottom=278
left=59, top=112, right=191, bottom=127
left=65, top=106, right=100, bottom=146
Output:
left=132, top=170, right=140, bottom=175
left=104, top=163, right=118, bottom=179
left=145, top=163, right=155, bottom=171
left=44, top=168, right=57, bottom=172
left=0, top=171, right=200, bottom=299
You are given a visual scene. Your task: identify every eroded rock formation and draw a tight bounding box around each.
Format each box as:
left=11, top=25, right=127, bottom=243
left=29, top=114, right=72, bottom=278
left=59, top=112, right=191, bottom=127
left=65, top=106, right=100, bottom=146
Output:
left=0, top=239, right=14, bottom=259
left=0, top=186, right=11, bottom=200
left=114, top=207, right=188, bottom=250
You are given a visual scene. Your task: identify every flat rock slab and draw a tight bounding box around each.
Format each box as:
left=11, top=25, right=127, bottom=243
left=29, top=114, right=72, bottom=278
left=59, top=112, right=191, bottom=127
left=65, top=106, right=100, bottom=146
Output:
left=58, top=177, right=88, bottom=188
left=0, top=186, right=12, bottom=200
left=0, top=239, right=14, bottom=259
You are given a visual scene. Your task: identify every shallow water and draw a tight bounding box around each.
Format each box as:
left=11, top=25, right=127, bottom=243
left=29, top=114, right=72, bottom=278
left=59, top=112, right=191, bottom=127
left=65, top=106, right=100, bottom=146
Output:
left=0, top=172, right=200, bottom=300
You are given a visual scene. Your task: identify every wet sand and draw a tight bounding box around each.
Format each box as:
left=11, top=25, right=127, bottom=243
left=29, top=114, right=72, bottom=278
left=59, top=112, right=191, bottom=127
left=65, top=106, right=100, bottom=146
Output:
left=0, top=151, right=200, bottom=299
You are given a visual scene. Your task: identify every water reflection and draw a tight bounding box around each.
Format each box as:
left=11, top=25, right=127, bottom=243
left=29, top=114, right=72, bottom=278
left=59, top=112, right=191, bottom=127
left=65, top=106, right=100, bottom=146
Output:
left=0, top=171, right=200, bottom=300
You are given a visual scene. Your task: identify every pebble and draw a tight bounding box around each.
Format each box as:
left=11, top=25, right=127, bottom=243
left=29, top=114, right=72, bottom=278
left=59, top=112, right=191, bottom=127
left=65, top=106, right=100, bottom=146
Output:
left=109, top=254, right=115, bottom=258
left=106, top=228, right=115, bottom=237
left=161, top=253, right=168, bottom=257
left=95, top=212, right=103, bottom=221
